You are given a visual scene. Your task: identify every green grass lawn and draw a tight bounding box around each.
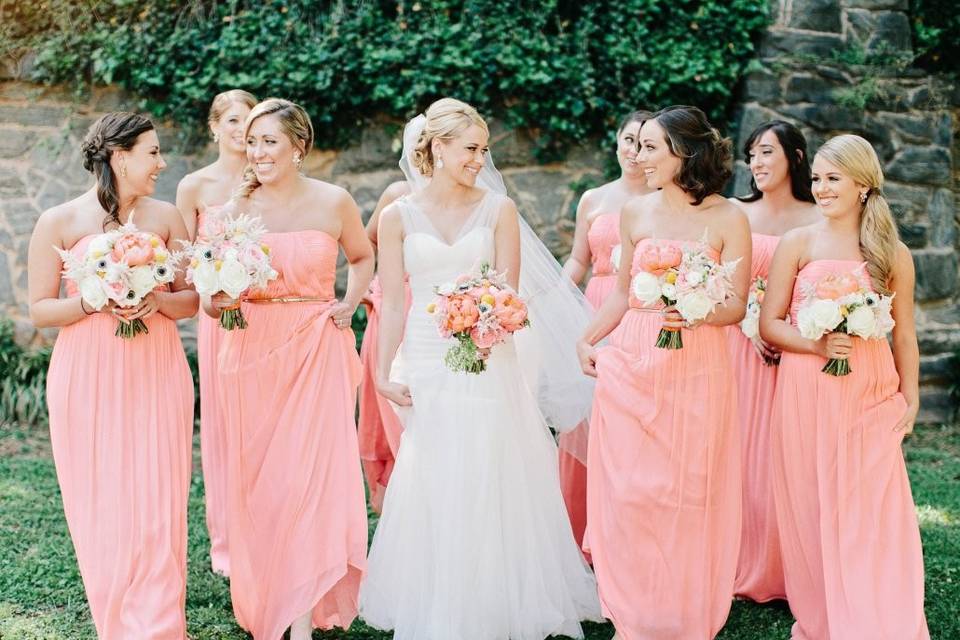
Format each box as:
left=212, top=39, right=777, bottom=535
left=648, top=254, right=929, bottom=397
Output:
left=1, top=424, right=957, bottom=640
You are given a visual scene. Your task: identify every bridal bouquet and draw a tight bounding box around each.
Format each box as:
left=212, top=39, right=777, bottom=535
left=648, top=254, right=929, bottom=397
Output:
left=427, top=262, right=530, bottom=374
left=740, top=276, right=777, bottom=365
left=179, top=204, right=278, bottom=330
left=56, top=216, right=177, bottom=339
left=796, top=270, right=895, bottom=376
left=630, top=236, right=740, bottom=349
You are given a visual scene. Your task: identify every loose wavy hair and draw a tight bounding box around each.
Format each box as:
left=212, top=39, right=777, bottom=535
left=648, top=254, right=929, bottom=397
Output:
left=648, top=105, right=732, bottom=206
left=737, top=120, right=815, bottom=204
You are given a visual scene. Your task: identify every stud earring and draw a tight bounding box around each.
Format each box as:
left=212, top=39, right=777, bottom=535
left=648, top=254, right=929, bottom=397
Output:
left=860, top=191, right=868, bottom=204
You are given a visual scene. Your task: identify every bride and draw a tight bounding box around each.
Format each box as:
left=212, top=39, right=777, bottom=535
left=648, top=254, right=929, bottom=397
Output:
left=358, top=98, right=602, bottom=639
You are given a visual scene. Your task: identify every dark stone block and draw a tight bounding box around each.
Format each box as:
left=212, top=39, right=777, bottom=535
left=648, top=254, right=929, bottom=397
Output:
left=844, top=0, right=907, bottom=9
left=779, top=103, right=865, bottom=131
left=861, top=115, right=897, bottom=162
left=875, top=112, right=937, bottom=143
left=927, top=303, right=960, bottom=326
left=913, top=249, right=958, bottom=300
left=0, top=127, right=37, bottom=158
left=917, top=385, right=956, bottom=425
left=918, top=328, right=960, bottom=353
left=786, top=0, right=841, bottom=32
left=933, top=112, right=952, bottom=148
left=0, top=104, right=68, bottom=128
left=332, top=122, right=405, bottom=174
left=760, top=28, right=844, bottom=58
left=784, top=73, right=843, bottom=103
left=846, top=10, right=912, bottom=54
left=920, top=352, right=956, bottom=384
left=896, top=221, right=927, bottom=248
left=0, top=168, right=26, bottom=199
left=743, top=68, right=781, bottom=103
left=886, top=146, right=952, bottom=186
left=928, top=188, right=957, bottom=247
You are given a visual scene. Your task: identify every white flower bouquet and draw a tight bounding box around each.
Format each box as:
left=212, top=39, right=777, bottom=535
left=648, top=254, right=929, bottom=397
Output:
left=55, top=215, right=177, bottom=339
left=795, top=269, right=895, bottom=376
left=179, top=204, right=278, bottom=330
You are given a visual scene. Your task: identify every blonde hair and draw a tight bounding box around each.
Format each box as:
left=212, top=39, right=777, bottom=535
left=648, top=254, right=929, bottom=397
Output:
left=816, top=134, right=899, bottom=295
left=413, top=98, right=488, bottom=177
left=207, top=89, right=258, bottom=126
left=236, top=98, right=314, bottom=199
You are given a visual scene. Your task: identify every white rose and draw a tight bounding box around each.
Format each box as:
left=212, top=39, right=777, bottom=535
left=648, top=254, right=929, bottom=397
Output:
left=660, top=283, right=677, bottom=300
left=219, top=257, right=252, bottom=299
left=796, top=306, right=821, bottom=339
left=87, top=234, right=113, bottom=257
left=675, top=290, right=714, bottom=322
left=631, top=272, right=662, bottom=305
left=684, top=269, right=705, bottom=286
left=192, top=261, right=221, bottom=296
left=437, top=282, right=456, bottom=296
left=740, top=314, right=759, bottom=340
left=610, top=244, right=622, bottom=272
left=845, top=305, right=877, bottom=339
left=809, top=299, right=843, bottom=333
left=79, top=275, right=108, bottom=310
left=130, top=265, right=157, bottom=299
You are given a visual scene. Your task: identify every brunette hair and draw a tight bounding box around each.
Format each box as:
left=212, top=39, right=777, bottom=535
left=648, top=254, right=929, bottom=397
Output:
left=80, top=112, right=155, bottom=229
left=647, top=105, right=733, bottom=205
left=737, top=120, right=815, bottom=204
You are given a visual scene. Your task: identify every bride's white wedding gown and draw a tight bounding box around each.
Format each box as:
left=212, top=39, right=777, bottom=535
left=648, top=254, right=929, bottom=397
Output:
left=359, top=191, right=601, bottom=639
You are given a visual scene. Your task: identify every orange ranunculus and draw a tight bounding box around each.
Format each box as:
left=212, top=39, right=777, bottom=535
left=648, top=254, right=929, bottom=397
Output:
left=638, top=243, right=683, bottom=276
left=493, top=291, right=528, bottom=332
left=445, top=294, right=480, bottom=333
left=815, top=273, right=859, bottom=300
left=110, top=233, right=156, bottom=267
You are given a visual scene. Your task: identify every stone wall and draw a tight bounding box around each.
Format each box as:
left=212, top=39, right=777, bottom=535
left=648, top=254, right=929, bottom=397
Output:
left=734, top=0, right=959, bottom=422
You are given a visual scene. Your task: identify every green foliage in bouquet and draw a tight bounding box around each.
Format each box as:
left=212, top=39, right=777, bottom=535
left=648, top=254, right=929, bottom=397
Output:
left=18, top=0, right=768, bottom=157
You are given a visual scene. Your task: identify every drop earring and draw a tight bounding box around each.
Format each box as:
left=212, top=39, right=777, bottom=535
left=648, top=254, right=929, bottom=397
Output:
left=860, top=191, right=868, bottom=204
left=213, top=133, right=220, bottom=143
left=436, top=156, right=444, bottom=169
left=293, top=153, right=303, bottom=169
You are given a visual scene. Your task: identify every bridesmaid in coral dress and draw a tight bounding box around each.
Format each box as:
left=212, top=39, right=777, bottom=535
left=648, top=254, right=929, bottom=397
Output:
left=175, top=88, right=257, bottom=576
left=208, top=99, right=374, bottom=640
left=727, top=121, right=819, bottom=602
left=761, top=134, right=928, bottom=639
left=358, top=179, right=410, bottom=512
left=29, top=113, right=198, bottom=639
left=559, top=110, right=653, bottom=553
left=577, top=106, right=751, bottom=640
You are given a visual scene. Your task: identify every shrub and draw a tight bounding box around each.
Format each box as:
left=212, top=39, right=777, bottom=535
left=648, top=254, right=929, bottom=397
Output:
left=15, top=0, right=769, bottom=156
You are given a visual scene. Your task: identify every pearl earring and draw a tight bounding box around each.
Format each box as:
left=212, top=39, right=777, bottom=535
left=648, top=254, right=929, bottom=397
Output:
left=213, top=133, right=220, bottom=143
left=436, top=156, right=444, bottom=169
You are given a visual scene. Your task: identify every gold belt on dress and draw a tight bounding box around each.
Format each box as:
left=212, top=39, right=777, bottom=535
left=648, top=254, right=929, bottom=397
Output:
left=244, top=296, right=334, bottom=304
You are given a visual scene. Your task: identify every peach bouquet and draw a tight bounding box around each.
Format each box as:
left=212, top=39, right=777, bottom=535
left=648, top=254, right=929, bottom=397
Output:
left=179, top=204, right=278, bottom=330
left=630, top=235, right=740, bottom=349
left=55, top=215, right=177, bottom=339
left=427, top=262, right=530, bottom=374
left=796, top=268, right=895, bottom=376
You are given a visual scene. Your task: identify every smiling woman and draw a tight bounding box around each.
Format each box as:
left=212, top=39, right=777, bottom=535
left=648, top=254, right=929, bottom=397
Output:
left=25, top=112, right=198, bottom=639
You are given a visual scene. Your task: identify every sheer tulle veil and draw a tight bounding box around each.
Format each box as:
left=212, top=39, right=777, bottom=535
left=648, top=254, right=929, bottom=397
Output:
left=398, top=114, right=595, bottom=431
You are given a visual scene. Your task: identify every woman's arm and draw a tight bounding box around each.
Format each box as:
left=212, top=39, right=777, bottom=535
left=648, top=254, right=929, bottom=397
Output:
left=365, top=181, right=410, bottom=248
left=174, top=175, right=200, bottom=241
left=889, top=242, right=920, bottom=433
left=575, top=199, right=636, bottom=376
left=759, top=230, right=851, bottom=360
left=561, top=189, right=596, bottom=285
left=703, top=206, right=751, bottom=327
left=375, top=205, right=411, bottom=405
left=493, top=199, right=521, bottom=290
left=330, top=190, right=375, bottom=327
left=28, top=210, right=101, bottom=328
